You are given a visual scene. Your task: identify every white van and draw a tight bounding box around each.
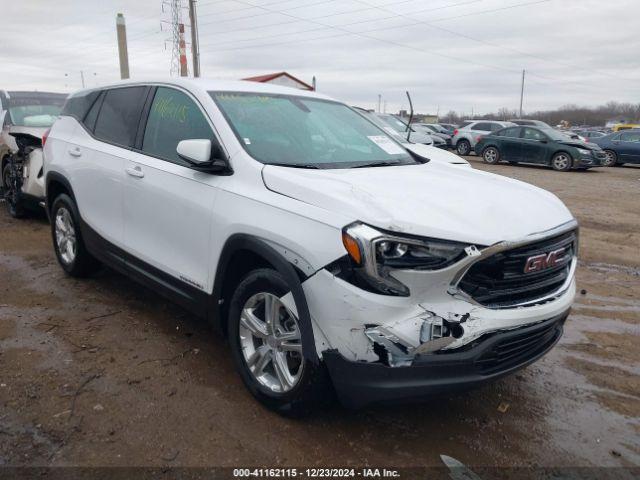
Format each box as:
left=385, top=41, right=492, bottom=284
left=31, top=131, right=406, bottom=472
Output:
left=43, top=79, right=577, bottom=412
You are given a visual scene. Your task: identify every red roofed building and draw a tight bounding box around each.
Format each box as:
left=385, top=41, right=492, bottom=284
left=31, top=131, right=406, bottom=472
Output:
left=242, top=72, right=315, bottom=91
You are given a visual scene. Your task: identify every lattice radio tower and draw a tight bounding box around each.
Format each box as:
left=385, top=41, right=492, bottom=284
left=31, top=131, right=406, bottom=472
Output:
left=162, top=0, right=188, bottom=76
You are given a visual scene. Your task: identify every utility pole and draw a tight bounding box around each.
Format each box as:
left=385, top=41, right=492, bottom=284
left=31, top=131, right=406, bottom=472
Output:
left=312, top=76, right=316, bottom=91
left=80, top=70, right=85, bottom=88
left=116, top=13, right=130, bottom=79
left=188, top=0, right=200, bottom=77
left=377, top=94, right=381, bottom=113
left=519, top=69, right=526, bottom=118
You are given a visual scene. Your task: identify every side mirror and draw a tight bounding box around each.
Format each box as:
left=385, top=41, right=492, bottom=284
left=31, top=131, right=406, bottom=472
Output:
left=176, top=139, right=231, bottom=174
left=177, top=139, right=212, bottom=165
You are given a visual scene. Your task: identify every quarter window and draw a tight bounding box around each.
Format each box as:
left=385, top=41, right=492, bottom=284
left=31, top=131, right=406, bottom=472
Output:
left=142, top=87, right=215, bottom=165
left=94, top=87, right=147, bottom=147
left=471, top=122, right=492, bottom=131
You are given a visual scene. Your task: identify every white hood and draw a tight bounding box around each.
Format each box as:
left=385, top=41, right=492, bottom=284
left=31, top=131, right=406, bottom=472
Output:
left=262, top=163, right=574, bottom=246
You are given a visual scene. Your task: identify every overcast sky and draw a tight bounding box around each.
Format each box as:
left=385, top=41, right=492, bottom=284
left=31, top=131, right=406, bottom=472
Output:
left=1, top=0, right=639, bottom=115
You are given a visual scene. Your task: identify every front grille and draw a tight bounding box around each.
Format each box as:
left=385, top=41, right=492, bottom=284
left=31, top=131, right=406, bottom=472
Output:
left=458, top=230, right=576, bottom=308
left=474, top=318, right=563, bottom=374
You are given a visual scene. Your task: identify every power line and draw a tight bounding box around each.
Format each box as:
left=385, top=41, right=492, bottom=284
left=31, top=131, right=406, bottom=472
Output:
left=197, top=0, right=483, bottom=38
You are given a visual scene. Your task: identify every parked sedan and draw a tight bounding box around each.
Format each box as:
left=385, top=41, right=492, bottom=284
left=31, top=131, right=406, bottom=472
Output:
left=411, top=123, right=453, bottom=147
left=475, top=126, right=606, bottom=171
left=592, top=129, right=640, bottom=166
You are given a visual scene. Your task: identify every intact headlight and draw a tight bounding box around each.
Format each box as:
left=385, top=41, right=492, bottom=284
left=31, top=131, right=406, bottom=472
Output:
left=577, top=148, right=591, bottom=156
left=341, top=222, right=469, bottom=296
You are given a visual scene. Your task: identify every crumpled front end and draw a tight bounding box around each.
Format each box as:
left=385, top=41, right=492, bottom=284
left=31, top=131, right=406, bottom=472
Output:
left=282, top=220, right=577, bottom=406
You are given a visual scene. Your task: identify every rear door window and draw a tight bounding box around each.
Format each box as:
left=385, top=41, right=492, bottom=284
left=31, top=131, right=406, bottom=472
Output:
left=142, top=87, right=216, bottom=166
left=94, top=86, right=148, bottom=147
left=489, top=123, right=503, bottom=132
left=498, top=127, right=521, bottom=138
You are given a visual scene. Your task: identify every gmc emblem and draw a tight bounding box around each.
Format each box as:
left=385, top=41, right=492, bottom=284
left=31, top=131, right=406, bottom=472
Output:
left=524, top=248, right=567, bottom=273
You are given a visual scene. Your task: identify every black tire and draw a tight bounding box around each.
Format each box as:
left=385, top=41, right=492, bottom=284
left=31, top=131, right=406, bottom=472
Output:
left=7, top=195, right=26, bottom=218
left=3, top=161, right=26, bottom=219
left=551, top=152, right=573, bottom=172
left=482, top=146, right=500, bottom=164
left=456, top=139, right=471, bottom=156
left=50, top=194, right=101, bottom=277
left=227, top=268, right=331, bottom=415
left=2, top=161, right=10, bottom=194
left=602, top=149, right=617, bottom=167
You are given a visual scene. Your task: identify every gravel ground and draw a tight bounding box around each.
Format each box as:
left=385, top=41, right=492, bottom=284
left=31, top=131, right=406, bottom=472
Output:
left=0, top=159, right=638, bottom=470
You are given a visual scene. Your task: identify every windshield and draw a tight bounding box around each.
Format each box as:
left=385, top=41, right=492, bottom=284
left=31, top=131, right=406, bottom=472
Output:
left=377, top=114, right=411, bottom=133
left=357, top=110, right=410, bottom=145
left=211, top=92, right=415, bottom=168
left=7, top=93, right=66, bottom=127
left=540, top=128, right=577, bottom=141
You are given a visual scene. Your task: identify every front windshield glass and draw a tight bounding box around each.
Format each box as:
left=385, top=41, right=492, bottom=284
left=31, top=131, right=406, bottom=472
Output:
left=7, top=93, right=66, bottom=127
left=540, top=128, right=575, bottom=141
left=211, top=92, right=415, bottom=168
left=358, top=111, right=410, bottom=145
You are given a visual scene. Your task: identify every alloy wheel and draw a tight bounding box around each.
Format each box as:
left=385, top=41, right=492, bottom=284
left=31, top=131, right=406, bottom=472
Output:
left=603, top=150, right=617, bottom=167
left=239, top=292, right=304, bottom=393
left=483, top=147, right=499, bottom=164
left=552, top=154, right=571, bottom=171
left=55, top=207, right=77, bottom=265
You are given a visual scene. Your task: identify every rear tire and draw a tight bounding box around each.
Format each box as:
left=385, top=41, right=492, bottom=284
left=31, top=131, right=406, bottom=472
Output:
left=456, top=139, right=471, bottom=156
left=602, top=149, right=617, bottom=167
left=227, top=268, right=331, bottom=415
left=482, top=146, right=500, bottom=164
left=50, top=194, right=101, bottom=277
left=551, top=152, right=573, bottom=172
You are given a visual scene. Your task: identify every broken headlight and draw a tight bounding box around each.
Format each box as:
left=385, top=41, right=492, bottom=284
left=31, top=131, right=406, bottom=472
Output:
left=341, top=222, right=469, bottom=296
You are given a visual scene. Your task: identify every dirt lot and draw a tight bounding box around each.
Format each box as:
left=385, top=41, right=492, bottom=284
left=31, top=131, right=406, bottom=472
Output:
left=0, top=160, right=639, bottom=471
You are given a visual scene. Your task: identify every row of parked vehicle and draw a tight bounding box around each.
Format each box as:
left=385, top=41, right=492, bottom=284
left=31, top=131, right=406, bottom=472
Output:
left=2, top=79, right=579, bottom=413
left=409, top=117, right=639, bottom=172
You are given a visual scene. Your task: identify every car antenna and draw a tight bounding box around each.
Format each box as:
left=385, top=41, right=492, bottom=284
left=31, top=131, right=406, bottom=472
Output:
left=405, top=91, right=413, bottom=143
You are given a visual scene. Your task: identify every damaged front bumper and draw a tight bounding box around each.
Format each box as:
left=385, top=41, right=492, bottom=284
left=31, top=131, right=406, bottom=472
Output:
left=324, top=310, right=569, bottom=408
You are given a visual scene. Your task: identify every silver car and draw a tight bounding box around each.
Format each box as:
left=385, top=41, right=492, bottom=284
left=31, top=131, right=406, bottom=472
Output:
left=452, top=120, right=515, bottom=156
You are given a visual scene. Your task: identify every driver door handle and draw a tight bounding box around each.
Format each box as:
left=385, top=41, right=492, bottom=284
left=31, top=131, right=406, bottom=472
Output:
left=125, top=166, right=144, bottom=178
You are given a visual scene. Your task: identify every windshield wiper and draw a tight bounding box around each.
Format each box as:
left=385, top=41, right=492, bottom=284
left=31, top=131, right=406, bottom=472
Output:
left=267, top=162, right=321, bottom=169
left=351, top=161, right=404, bottom=168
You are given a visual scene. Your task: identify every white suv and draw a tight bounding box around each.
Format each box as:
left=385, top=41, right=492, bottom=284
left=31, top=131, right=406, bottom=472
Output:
left=453, top=120, right=515, bottom=156
left=44, top=79, right=577, bottom=412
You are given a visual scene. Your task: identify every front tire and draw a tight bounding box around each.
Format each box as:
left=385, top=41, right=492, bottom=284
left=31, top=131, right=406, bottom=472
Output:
left=551, top=152, right=573, bottom=171
left=602, top=149, right=617, bottom=167
left=456, top=139, right=471, bottom=156
left=50, top=194, right=100, bottom=277
left=482, top=146, right=500, bottom=164
left=227, top=268, right=330, bottom=415
left=1, top=161, right=10, bottom=193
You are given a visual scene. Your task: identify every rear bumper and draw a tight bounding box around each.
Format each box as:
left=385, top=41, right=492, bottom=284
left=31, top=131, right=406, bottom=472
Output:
left=323, top=310, right=568, bottom=409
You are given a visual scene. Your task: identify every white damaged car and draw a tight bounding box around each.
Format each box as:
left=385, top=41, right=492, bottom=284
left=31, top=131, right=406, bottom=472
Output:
left=44, top=79, right=576, bottom=412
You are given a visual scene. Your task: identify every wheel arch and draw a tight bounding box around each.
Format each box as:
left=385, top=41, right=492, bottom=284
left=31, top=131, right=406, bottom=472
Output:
left=210, top=234, right=318, bottom=363
left=45, top=171, right=76, bottom=216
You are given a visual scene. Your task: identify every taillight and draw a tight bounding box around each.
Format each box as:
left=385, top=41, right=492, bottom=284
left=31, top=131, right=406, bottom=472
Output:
left=453, top=129, right=459, bottom=136
left=42, top=128, right=51, bottom=147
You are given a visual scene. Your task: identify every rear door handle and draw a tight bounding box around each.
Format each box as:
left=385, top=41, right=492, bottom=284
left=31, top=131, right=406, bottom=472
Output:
left=68, top=146, right=82, bottom=157
left=125, top=166, right=144, bottom=178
